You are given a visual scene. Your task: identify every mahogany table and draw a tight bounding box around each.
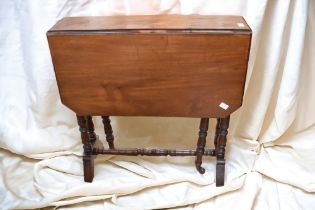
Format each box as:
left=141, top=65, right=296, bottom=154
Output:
left=47, top=15, right=251, bottom=187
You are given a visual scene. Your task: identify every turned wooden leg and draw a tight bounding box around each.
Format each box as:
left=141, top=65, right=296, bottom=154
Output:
left=195, top=118, right=209, bottom=174
left=86, top=116, right=97, bottom=144
left=214, top=118, right=221, bottom=147
left=101, top=116, right=115, bottom=149
left=215, top=115, right=230, bottom=187
left=77, top=115, right=94, bottom=182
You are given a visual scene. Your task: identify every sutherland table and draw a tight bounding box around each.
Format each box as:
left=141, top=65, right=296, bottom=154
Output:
left=47, top=15, right=251, bottom=187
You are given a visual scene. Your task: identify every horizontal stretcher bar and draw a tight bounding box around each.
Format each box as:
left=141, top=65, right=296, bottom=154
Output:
left=92, top=147, right=216, bottom=156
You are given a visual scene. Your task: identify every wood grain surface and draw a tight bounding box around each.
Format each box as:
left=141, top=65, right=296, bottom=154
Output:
left=49, top=15, right=251, bottom=32
left=47, top=15, right=251, bottom=118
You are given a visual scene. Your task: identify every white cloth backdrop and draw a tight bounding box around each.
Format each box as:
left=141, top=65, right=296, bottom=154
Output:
left=0, top=0, right=314, bottom=209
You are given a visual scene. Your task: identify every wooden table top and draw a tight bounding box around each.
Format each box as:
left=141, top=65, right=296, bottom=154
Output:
left=47, top=15, right=252, bottom=118
left=48, top=15, right=251, bottom=33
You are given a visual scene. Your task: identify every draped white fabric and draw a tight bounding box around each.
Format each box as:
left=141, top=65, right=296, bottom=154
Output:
left=0, top=0, right=314, bottom=209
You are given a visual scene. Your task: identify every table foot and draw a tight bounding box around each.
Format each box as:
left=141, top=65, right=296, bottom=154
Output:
left=195, top=118, right=209, bottom=174
left=83, top=155, right=94, bottom=182
left=216, top=160, right=225, bottom=187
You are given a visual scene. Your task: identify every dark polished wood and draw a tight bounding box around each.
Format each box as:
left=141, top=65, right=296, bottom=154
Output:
left=101, top=116, right=115, bottom=149
left=92, top=147, right=215, bottom=156
left=76, top=115, right=94, bottom=182
left=214, top=118, right=221, bottom=147
left=48, top=15, right=251, bottom=187
left=195, top=118, right=209, bottom=174
left=215, top=116, right=230, bottom=187
left=86, top=116, right=97, bottom=144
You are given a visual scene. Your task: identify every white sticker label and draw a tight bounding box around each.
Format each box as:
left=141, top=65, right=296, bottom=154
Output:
left=237, top=23, right=245, bottom=28
left=219, top=102, right=229, bottom=110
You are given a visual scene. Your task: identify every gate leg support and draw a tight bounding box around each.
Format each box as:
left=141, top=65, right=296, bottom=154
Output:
left=215, top=115, right=230, bottom=187
left=195, top=118, right=209, bottom=174
left=77, top=115, right=94, bottom=182
left=102, top=116, right=115, bottom=149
